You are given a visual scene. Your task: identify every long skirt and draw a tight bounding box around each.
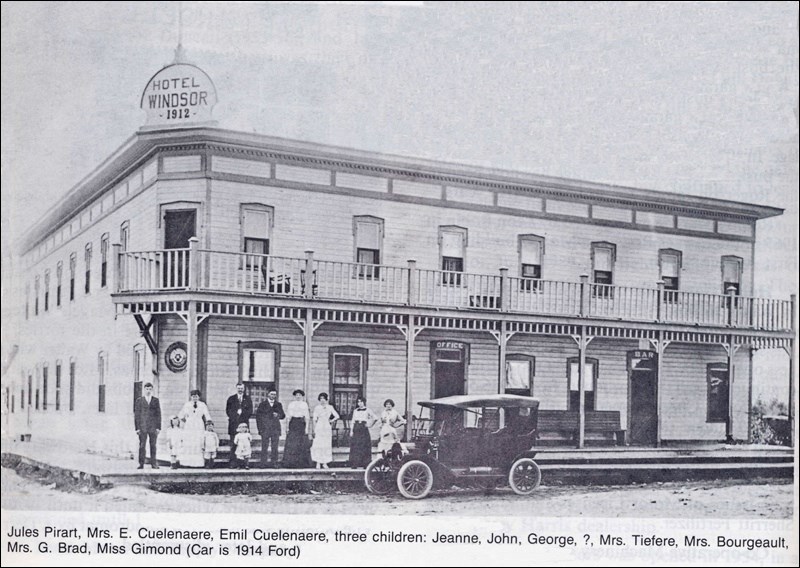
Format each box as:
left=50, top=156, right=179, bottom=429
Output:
left=348, top=422, right=372, bottom=467
left=283, top=417, right=310, bottom=468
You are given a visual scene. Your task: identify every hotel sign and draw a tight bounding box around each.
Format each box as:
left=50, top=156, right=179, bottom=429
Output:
left=140, top=63, right=217, bottom=129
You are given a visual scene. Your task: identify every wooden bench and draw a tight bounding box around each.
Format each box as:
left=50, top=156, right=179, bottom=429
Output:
left=537, top=410, right=625, bottom=446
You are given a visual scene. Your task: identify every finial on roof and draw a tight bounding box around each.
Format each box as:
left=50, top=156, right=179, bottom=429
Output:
left=173, top=42, right=188, bottom=64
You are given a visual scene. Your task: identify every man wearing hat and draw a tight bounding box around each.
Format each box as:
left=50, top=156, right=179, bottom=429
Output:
left=134, top=382, right=162, bottom=469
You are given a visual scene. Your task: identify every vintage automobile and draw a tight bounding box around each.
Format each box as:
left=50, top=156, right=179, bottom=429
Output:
left=364, top=394, right=542, bottom=499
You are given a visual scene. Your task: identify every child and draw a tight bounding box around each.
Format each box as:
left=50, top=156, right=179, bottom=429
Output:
left=203, top=421, right=220, bottom=469
left=165, top=416, right=183, bottom=469
left=233, top=422, right=253, bottom=469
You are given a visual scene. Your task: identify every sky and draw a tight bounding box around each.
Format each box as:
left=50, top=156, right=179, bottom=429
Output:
left=1, top=2, right=798, bottom=401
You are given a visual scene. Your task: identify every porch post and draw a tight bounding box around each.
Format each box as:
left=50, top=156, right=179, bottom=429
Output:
left=404, top=316, right=415, bottom=442
left=499, top=267, right=509, bottom=312
left=579, top=274, right=589, bottom=317
left=655, top=331, right=664, bottom=447
left=304, top=250, right=315, bottom=298
left=577, top=326, right=586, bottom=449
left=188, top=237, right=199, bottom=290
left=498, top=320, right=508, bottom=393
left=407, top=260, right=417, bottom=306
left=303, top=308, right=314, bottom=395
left=726, top=334, right=735, bottom=443
left=187, top=303, right=198, bottom=392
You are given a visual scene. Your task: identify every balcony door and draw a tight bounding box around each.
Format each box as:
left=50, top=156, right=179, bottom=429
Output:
left=628, top=350, right=658, bottom=446
left=163, top=209, right=196, bottom=288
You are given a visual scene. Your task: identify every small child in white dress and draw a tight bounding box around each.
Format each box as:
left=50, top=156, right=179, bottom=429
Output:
left=165, top=416, right=183, bottom=469
left=233, top=422, right=253, bottom=469
left=203, top=421, right=220, bottom=469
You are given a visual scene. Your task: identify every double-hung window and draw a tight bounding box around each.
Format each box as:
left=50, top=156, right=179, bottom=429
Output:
left=440, top=226, right=467, bottom=285
left=591, top=242, right=616, bottom=297
left=519, top=235, right=544, bottom=291
left=354, top=216, right=383, bottom=279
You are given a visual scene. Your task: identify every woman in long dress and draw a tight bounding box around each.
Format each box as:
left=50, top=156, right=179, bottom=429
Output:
left=377, top=398, right=406, bottom=453
left=348, top=397, right=377, bottom=468
left=177, top=389, right=211, bottom=468
left=283, top=389, right=311, bottom=468
left=310, top=392, right=340, bottom=469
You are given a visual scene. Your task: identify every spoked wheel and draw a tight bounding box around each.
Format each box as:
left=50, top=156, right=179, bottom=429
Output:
left=397, top=460, right=433, bottom=499
left=508, top=458, right=542, bottom=495
left=364, top=458, right=395, bottom=495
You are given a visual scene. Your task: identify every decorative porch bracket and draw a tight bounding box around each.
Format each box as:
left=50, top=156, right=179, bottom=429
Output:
left=648, top=335, right=672, bottom=447
left=570, top=330, right=594, bottom=448
left=133, top=314, right=158, bottom=355
left=294, top=313, right=323, bottom=399
left=395, top=317, right=425, bottom=441
left=489, top=322, right=518, bottom=394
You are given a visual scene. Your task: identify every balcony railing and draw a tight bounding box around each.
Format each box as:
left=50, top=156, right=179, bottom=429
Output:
left=114, top=246, right=794, bottom=332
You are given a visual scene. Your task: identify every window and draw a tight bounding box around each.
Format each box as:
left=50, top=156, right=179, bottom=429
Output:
left=238, top=341, right=280, bottom=408
left=707, top=363, right=729, bottom=423
left=439, top=226, right=467, bottom=285
left=505, top=354, right=535, bottom=396
left=659, top=249, right=682, bottom=302
left=34, top=275, right=40, bottom=315
left=567, top=357, right=598, bottom=411
left=25, top=283, right=29, bottom=320
left=133, top=345, right=145, bottom=411
left=44, top=270, right=50, bottom=311
left=519, top=235, right=544, bottom=291
left=591, top=242, right=616, bottom=297
left=69, top=359, right=76, bottom=411
left=56, top=261, right=63, bottom=307
left=329, top=346, right=368, bottom=420
left=69, top=253, right=76, bottom=301
left=42, top=364, right=48, bottom=411
left=35, top=368, right=40, bottom=410
left=721, top=256, right=743, bottom=295
left=241, top=205, right=272, bottom=255
left=98, top=352, right=106, bottom=412
left=55, top=361, right=62, bottom=411
left=100, top=233, right=109, bottom=288
left=120, top=221, right=130, bottom=252
left=85, top=243, right=92, bottom=294
left=354, top=216, right=384, bottom=279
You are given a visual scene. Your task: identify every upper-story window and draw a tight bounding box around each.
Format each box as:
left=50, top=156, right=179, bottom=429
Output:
left=56, top=261, right=63, bottom=307
left=591, top=241, right=616, bottom=297
left=100, top=233, right=109, bottom=288
left=42, top=363, right=48, bottom=411
left=659, top=248, right=682, bottom=295
left=55, top=360, right=62, bottom=411
left=120, top=220, right=130, bottom=252
left=25, top=282, right=30, bottom=320
left=69, top=253, right=77, bottom=301
left=84, top=243, right=92, bottom=294
left=354, top=216, right=384, bottom=279
left=44, top=270, right=50, bottom=312
left=721, top=255, right=743, bottom=295
left=439, top=226, right=467, bottom=285
left=34, top=275, right=40, bottom=315
left=519, top=235, right=545, bottom=291
left=98, top=351, right=106, bottom=413
left=241, top=204, right=273, bottom=255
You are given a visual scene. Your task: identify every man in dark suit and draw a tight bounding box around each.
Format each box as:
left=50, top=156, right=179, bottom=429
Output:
left=256, top=389, right=285, bottom=467
left=226, top=382, right=253, bottom=466
left=134, top=382, right=161, bottom=469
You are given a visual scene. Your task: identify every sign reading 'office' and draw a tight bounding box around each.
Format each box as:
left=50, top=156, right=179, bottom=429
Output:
left=140, top=63, right=217, bottom=129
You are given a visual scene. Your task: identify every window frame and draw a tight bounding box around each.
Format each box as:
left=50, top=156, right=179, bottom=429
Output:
left=353, top=216, right=384, bottom=280
left=328, top=346, right=368, bottom=421
left=590, top=241, right=616, bottom=297
left=566, top=357, right=599, bottom=411
left=120, top=220, right=130, bottom=252
left=518, top=234, right=545, bottom=292
left=505, top=353, right=536, bottom=396
left=34, top=275, right=40, bottom=315
left=56, top=261, right=63, bottom=307
left=55, top=360, right=62, bottom=411
left=69, top=358, right=76, bottom=411
left=42, top=363, right=48, bottom=411
left=237, top=340, right=281, bottom=408
left=241, top=204, right=273, bottom=256
left=439, top=225, right=468, bottom=286
left=100, top=233, right=109, bottom=288
left=721, top=255, right=743, bottom=295
left=706, top=363, right=729, bottom=423
left=69, top=253, right=76, bottom=301
left=84, top=242, right=92, bottom=295
left=98, top=351, right=106, bottom=413
left=44, top=270, right=50, bottom=312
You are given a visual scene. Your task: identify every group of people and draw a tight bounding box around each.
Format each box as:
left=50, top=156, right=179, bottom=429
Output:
left=133, top=382, right=407, bottom=470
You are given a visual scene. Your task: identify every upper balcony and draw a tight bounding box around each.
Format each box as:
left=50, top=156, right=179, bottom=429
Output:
left=112, top=245, right=795, bottom=333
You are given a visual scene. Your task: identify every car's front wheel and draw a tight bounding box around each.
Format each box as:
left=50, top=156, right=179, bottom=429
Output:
left=397, top=460, right=433, bottom=499
left=508, top=458, right=541, bottom=495
left=364, top=458, right=395, bottom=495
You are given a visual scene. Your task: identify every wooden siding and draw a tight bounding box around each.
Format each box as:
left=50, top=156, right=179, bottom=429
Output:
left=163, top=155, right=202, bottom=173
left=207, top=179, right=755, bottom=295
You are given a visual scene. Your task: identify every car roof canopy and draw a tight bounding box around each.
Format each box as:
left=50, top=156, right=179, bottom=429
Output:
left=418, top=394, right=540, bottom=410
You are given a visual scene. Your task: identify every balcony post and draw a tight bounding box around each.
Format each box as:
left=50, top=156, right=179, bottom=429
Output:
left=579, top=273, right=589, bottom=317
left=726, top=285, right=738, bottom=326
left=112, top=243, right=122, bottom=293
left=188, top=237, right=199, bottom=290
left=304, top=250, right=315, bottom=298
left=656, top=280, right=665, bottom=322
left=499, top=267, right=509, bottom=311
left=407, top=260, right=417, bottom=306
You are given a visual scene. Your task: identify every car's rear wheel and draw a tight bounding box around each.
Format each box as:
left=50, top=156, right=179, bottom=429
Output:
left=364, top=458, right=395, bottom=495
left=508, top=458, right=541, bottom=495
left=397, top=460, right=433, bottom=499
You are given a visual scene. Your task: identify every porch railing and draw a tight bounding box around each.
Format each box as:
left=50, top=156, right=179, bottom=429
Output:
left=114, top=246, right=794, bottom=332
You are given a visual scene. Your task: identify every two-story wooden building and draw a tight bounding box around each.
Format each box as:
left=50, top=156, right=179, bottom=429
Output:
left=3, top=58, right=795, bottom=456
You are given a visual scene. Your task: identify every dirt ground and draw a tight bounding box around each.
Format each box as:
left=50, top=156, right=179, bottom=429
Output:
left=1, top=465, right=795, bottom=519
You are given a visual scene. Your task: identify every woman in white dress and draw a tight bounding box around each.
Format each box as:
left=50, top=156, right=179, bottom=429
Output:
left=177, top=389, right=211, bottom=468
left=377, top=399, right=406, bottom=453
left=310, top=392, right=340, bottom=469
